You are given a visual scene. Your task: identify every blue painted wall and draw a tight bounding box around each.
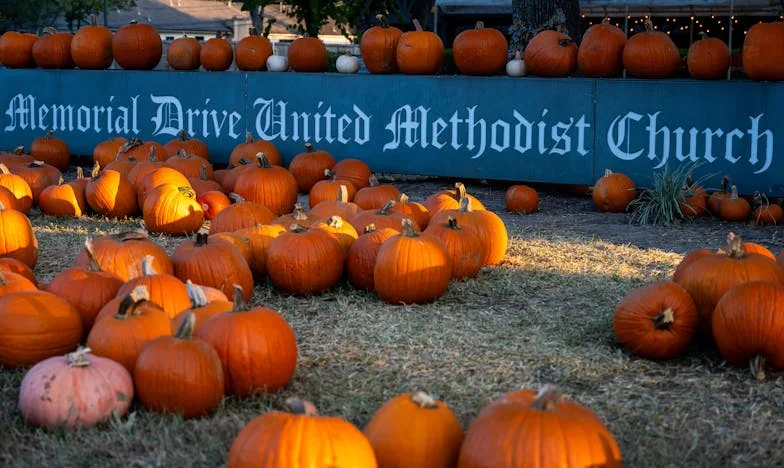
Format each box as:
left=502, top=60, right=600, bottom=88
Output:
left=1, top=69, right=782, bottom=194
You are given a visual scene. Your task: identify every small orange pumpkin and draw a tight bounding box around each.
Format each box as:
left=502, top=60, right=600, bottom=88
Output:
left=524, top=29, right=578, bottom=77
left=201, top=32, right=233, bottom=71
left=592, top=169, right=636, bottom=213
left=397, top=19, right=444, bottom=75
left=287, top=34, right=327, bottom=72
left=112, top=20, right=163, bottom=70
left=505, top=184, right=539, bottom=214
left=235, top=27, right=273, bottom=71
left=578, top=18, right=626, bottom=78
left=688, top=32, right=730, bottom=80
left=166, top=35, right=201, bottom=70
left=288, top=143, right=336, bottom=193
left=360, top=14, right=403, bottom=74
left=453, top=21, right=508, bottom=76
left=623, top=19, right=681, bottom=79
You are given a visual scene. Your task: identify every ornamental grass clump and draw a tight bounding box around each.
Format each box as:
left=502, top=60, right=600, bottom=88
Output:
left=628, top=163, right=712, bottom=225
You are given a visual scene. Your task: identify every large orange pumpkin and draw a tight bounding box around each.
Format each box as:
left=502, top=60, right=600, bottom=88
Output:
left=71, top=15, right=114, bottom=69
left=201, top=32, right=233, bottom=71
left=112, top=21, right=163, bottom=70
left=0, top=164, right=33, bottom=214
left=346, top=224, right=398, bottom=291
left=687, top=32, right=730, bottom=80
left=453, top=21, right=508, bottom=76
left=0, top=31, right=38, bottom=68
left=424, top=182, right=486, bottom=216
left=424, top=215, right=483, bottom=279
left=32, top=28, right=74, bottom=69
left=524, top=30, right=578, bottom=77
left=229, top=132, right=281, bottom=167
left=0, top=201, right=38, bottom=268
left=288, top=143, right=336, bottom=193
left=164, top=129, right=210, bottom=161
left=235, top=27, right=273, bottom=71
left=743, top=21, right=784, bottom=81
left=143, top=184, right=205, bottom=235
left=208, top=193, right=275, bottom=233
left=115, top=255, right=190, bottom=320
left=266, top=225, right=345, bottom=295
left=73, top=230, right=173, bottom=282
left=85, top=166, right=138, bottom=218
left=623, top=19, right=681, bottom=79
left=578, top=18, right=626, bottom=77
left=397, top=19, right=444, bottom=75
left=30, top=130, right=70, bottom=171
left=234, top=154, right=298, bottom=216
left=288, top=35, right=327, bottom=72
left=360, top=14, right=403, bottom=74
left=166, top=35, right=201, bottom=70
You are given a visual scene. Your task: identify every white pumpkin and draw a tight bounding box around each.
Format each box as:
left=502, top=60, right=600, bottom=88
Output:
left=266, top=55, right=288, bottom=72
left=336, top=52, right=360, bottom=74
left=506, top=50, right=526, bottom=77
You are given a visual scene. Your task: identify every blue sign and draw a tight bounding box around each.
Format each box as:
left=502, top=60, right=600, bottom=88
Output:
left=1, top=69, right=783, bottom=194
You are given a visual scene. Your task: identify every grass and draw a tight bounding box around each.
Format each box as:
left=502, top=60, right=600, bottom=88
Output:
left=1, top=179, right=784, bottom=467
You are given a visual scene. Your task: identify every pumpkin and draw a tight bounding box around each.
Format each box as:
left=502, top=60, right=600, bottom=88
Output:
left=47, top=238, right=123, bottom=333
left=713, top=281, right=784, bottom=380
left=104, top=157, right=138, bottom=176
left=314, top=215, right=359, bottom=253
left=0, top=270, right=36, bottom=297
left=310, top=174, right=358, bottom=208
left=719, top=241, right=776, bottom=260
left=134, top=312, right=225, bottom=419
left=115, top=138, right=169, bottom=162
left=0, top=186, right=19, bottom=214
left=39, top=177, right=87, bottom=217
left=172, top=232, right=254, bottom=302
left=71, top=166, right=91, bottom=191
left=32, top=27, right=74, bottom=69
left=752, top=193, right=784, bottom=225
left=14, top=160, right=62, bottom=204
left=429, top=197, right=507, bottom=266
left=397, top=19, right=444, bottom=75
left=112, top=20, right=163, bottom=70
left=453, top=21, right=508, bottom=76
left=85, top=165, right=138, bottom=218
left=18, top=347, right=133, bottom=429
left=524, top=29, right=578, bottom=77
left=311, top=184, right=360, bottom=220
left=189, top=165, right=223, bottom=195
left=235, top=224, right=287, bottom=278
left=171, top=280, right=233, bottom=333
left=424, top=216, right=483, bottom=279
left=424, top=182, right=486, bottom=216
left=688, top=32, right=730, bottom=80
left=505, top=184, right=539, bottom=214
left=0, top=164, right=33, bottom=213
left=0, top=201, right=38, bottom=268
left=210, top=232, right=253, bottom=265
left=198, top=190, right=231, bottom=220
left=266, top=54, right=288, bottom=71
left=166, top=35, right=201, bottom=70
left=623, top=19, right=681, bottom=79
left=235, top=27, right=273, bottom=71
left=164, top=129, right=210, bottom=161
left=578, top=18, right=626, bottom=78
left=143, top=184, right=205, bottom=235
left=209, top=193, right=275, bottom=233
left=719, top=185, right=751, bottom=222
left=126, top=147, right=165, bottom=191
left=0, top=146, right=35, bottom=167
left=505, top=50, right=526, bottom=76
left=350, top=200, right=414, bottom=233
left=361, top=14, right=403, bottom=74
left=71, top=15, right=114, bottom=69
left=458, top=385, right=622, bottom=467
left=678, top=176, right=707, bottom=217
left=743, top=21, right=784, bottom=81
left=73, top=230, right=173, bottom=282
left=336, top=52, right=361, bottom=74
left=0, top=290, right=83, bottom=367
left=136, top=166, right=191, bottom=207
left=389, top=193, right=430, bottom=230
left=229, top=132, right=282, bottom=167
left=196, top=285, right=297, bottom=396
left=116, top=255, right=191, bottom=320
left=592, top=169, right=637, bottom=213
left=364, top=391, right=464, bottom=468
left=288, top=143, right=336, bottom=193
left=353, top=175, right=400, bottom=210
left=234, top=153, right=298, bottom=216
left=0, top=257, right=37, bottom=287
left=347, top=224, right=398, bottom=291
left=674, top=232, right=784, bottom=337
left=671, top=249, right=713, bottom=284
left=199, top=284, right=230, bottom=302
left=227, top=398, right=377, bottom=468
left=613, top=281, right=698, bottom=360
left=266, top=224, right=345, bottom=295
left=272, top=203, right=323, bottom=229
left=0, top=31, right=38, bottom=68
left=30, top=130, right=70, bottom=170
left=217, top=160, right=255, bottom=193
left=332, top=158, right=373, bottom=190
left=707, top=175, right=730, bottom=215
left=287, top=34, right=327, bottom=72
left=374, top=219, right=451, bottom=304
left=92, top=137, right=126, bottom=168
left=201, top=32, right=233, bottom=71
left=87, top=286, right=172, bottom=373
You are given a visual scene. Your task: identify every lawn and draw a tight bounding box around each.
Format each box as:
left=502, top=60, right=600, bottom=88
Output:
left=1, top=178, right=783, bottom=467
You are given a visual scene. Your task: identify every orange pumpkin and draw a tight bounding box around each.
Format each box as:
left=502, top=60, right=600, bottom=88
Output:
left=578, top=18, right=626, bottom=78
left=524, top=30, right=578, bottom=77
left=288, top=143, right=336, bottom=193
left=189, top=166, right=223, bottom=196
left=171, top=280, right=233, bottom=333
left=85, top=165, right=138, bottom=218
left=309, top=175, right=358, bottom=208
left=390, top=193, right=430, bottom=230
left=707, top=175, right=730, bottom=215
left=313, top=215, right=359, bottom=253
left=688, top=33, right=730, bottom=80
left=360, top=14, right=403, bottom=74
left=235, top=27, right=273, bottom=71
left=0, top=201, right=38, bottom=268
left=166, top=35, right=201, bottom=70
left=112, top=21, right=163, bottom=70
left=165, top=149, right=213, bottom=179
left=136, top=166, right=190, bottom=207
left=453, top=21, right=508, bottom=76
left=164, top=129, right=210, bottom=161
left=424, top=215, right=482, bottom=279
left=229, top=132, right=281, bottom=167
left=30, top=130, right=70, bottom=171
left=71, top=15, right=114, bottom=70
left=430, top=197, right=507, bottom=266
left=287, top=35, right=328, bottom=72
left=353, top=175, right=400, bottom=210
left=332, top=158, right=373, bottom=190
left=92, top=137, right=127, bottom=169
left=752, top=193, right=784, bottom=225
left=424, top=182, right=486, bottom=216
left=198, top=190, right=231, bottom=220
left=234, top=153, right=298, bottom=216
left=32, top=28, right=74, bottom=69
left=0, top=146, right=34, bottom=167
left=397, top=19, right=444, bottom=75
left=0, top=164, right=32, bottom=213
left=208, top=193, right=275, bottom=234
left=347, top=224, right=398, bottom=291
left=116, top=255, right=191, bottom=320
left=73, top=230, right=173, bottom=282
left=350, top=200, right=414, bottom=233
left=0, top=270, right=36, bottom=297
left=235, top=223, right=287, bottom=278
left=743, top=21, right=784, bottom=81
left=201, top=32, right=233, bottom=71
left=623, top=19, right=681, bottom=79
left=38, top=177, right=87, bottom=217
left=592, top=169, right=636, bottom=213
left=0, top=257, right=37, bottom=287
left=0, top=31, right=38, bottom=68
left=678, top=177, right=707, bottom=217
left=272, top=203, right=323, bottom=229
left=266, top=224, right=345, bottom=295
left=143, top=184, right=205, bottom=235
left=718, top=185, right=751, bottom=222
left=505, top=184, right=539, bottom=214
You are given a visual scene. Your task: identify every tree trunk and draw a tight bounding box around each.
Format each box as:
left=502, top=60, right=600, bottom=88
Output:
left=509, top=0, right=580, bottom=58
left=249, top=7, right=263, bottom=33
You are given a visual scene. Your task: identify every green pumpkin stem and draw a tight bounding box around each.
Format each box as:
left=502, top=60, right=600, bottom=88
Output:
left=285, top=398, right=320, bottom=416
left=531, top=384, right=562, bottom=411
left=255, top=152, right=272, bottom=168
left=66, top=346, right=92, bottom=367
left=411, top=391, right=439, bottom=409
left=114, top=285, right=151, bottom=319
left=185, top=279, right=209, bottom=309
left=231, top=284, right=247, bottom=312
left=750, top=355, right=767, bottom=381
left=653, top=308, right=675, bottom=330
left=174, top=311, right=196, bottom=339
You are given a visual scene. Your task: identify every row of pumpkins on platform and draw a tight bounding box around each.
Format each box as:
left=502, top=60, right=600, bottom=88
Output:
left=2, top=14, right=783, bottom=80
left=614, top=232, right=784, bottom=382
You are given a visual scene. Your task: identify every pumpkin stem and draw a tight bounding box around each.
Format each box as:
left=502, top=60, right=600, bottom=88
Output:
left=42, top=26, right=57, bottom=35
left=454, top=182, right=467, bottom=201
left=90, top=162, right=101, bottom=179
left=116, top=138, right=143, bottom=155
left=458, top=196, right=473, bottom=213
left=368, top=174, right=379, bottom=187
left=249, top=26, right=258, bottom=36
left=83, top=237, right=104, bottom=272
left=720, top=176, right=730, bottom=193
left=412, top=18, right=424, bottom=32
left=513, top=50, right=522, bottom=60
left=336, top=184, right=349, bottom=203
left=185, top=279, right=209, bottom=308
left=228, top=284, right=246, bottom=311
left=255, top=152, right=272, bottom=168
left=66, top=346, right=92, bottom=367
left=29, top=160, right=45, bottom=168
left=174, top=311, right=196, bottom=340
left=378, top=200, right=396, bottom=215
left=229, top=193, right=245, bottom=204
left=194, top=232, right=210, bottom=247
left=653, top=308, right=675, bottom=330
left=140, top=255, right=159, bottom=276
left=729, top=185, right=740, bottom=200
left=475, top=21, right=484, bottom=30
left=326, top=215, right=343, bottom=228
left=644, top=18, right=654, bottom=32
left=557, top=38, right=572, bottom=47
left=0, top=164, right=9, bottom=175
left=750, top=355, right=767, bottom=381
left=149, top=146, right=158, bottom=161
left=531, top=384, right=562, bottom=411
left=398, top=193, right=409, bottom=204
left=401, top=218, right=419, bottom=237
left=289, top=223, right=309, bottom=233
left=76, top=166, right=84, bottom=179
left=447, top=216, right=461, bottom=230
left=376, top=14, right=389, bottom=28
left=114, top=286, right=151, bottom=319
left=304, top=142, right=314, bottom=153
left=0, top=201, right=6, bottom=211
left=364, top=223, right=377, bottom=234
left=291, top=204, right=307, bottom=221
left=44, top=129, right=55, bottom=139
left=602, top=17, right=611, bottom=24
left=12, top=146, right=25, bottom=155
left=0, top=271, right=8, bottom=286
left=724, top=232, right=746, bottom=259
left=90, top=14, right=98, bottom=26
left=176, top=148, right=189, bottom=159
left=411, top=391, right=439, bottom=409
left=57, top=176, right=64, bottom=186
left=236, top=157, right=250, bottom=167
left=285, top=398, right=320, bottom=416
left=245, top=131, right=254, bottom=143
left=199, top=165, right=209, bottom=181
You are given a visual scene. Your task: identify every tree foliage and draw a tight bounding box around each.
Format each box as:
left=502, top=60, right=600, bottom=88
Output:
left=0, top=0, right=135, bottom=32
left=509, top=0, right=580, bottom=57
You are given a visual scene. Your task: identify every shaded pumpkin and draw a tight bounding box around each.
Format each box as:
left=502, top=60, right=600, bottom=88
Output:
left=234, top=153, right=298, bottom=216
left=166, top=35, right=201, bottom=70
left=235, top=27, right=273, bottom=71
left=210, top=232, right=252, bottom=266
left=505, top=184, right=539, bottom=214
left=578, top=18, right=626, bottom=77
left=112, top=20, right=163, bottom=70
left=350, top=200, right=414, bottom=233
left=332, top=158, right=373, bottom=190
left=73, top=230, right=173, bottom=282
left=0, top=257, right=37, bottom=287
left=0, top=201, right=38, bottom=268
left=453, top=21, right=508, bottom=76
left=592, top=169, right=636, bottom=213
left=208, top=193, right=275, bottom=234
left=13, top=160, right=62, bottom=204
left=126, top=148, right=166, bottom=192
left=623, top=19, right=681, bottom=79
left=116, top=255, right=191, bottom=320
left=0, top=270, right=37, bottom=297
left=678, top=176, right=707, bottom=217
left=743, top=21, right=784, bottom=81
left=524, top=30, right=578, bottom=77
left=389, top=193, right=430, bottom=230
left=707, top=175, right=731, bottom=215
left=288, top=143, right=336, bottom=193
left=32, top=27, right=74, bottom=69
left=115, top=138, right=169, bottom=162
left=671, top=248, right=713, bottom=284
left=424, top=215, right=483, bottom=279
left=752, top=193, right=784, bottom=226
left=719, top=185, right=751, bottom=222
left=309, top=175, right=358, bottom=208
left=38, top=177, right=87, bottom=217
left=30, top=130, right=70, bottom=171
left=171, top=280, right=233, bottom=334
left=310, top=184, right=361, bottom=220
left=198, top=190, right=231, bottom=220
left=424, top=182, right=486, bottom=216
left=266, top=224, right=345, bottom=295
left=164, top=129, right=210, bottom=161
left=354, top=175, right=400, bottom=210
left=189, top=165, right=223, bottom=196
left=287, top=35, right=327, bottom=72
left=0, top=146, right=34, bottom=167
left=201, top=32, right=233, bottom=71
left=347, top=224, right=398, bottom=291
left=272, top=203, right=323, bottom=229
left=429, top=197, right=507, bottom=266
left=397, top=19, right=444, bottom=75
left=92, top=137, right=127, bottom=169
left=0, top=31, right=38, bottom=68
left=235, top=223, right=287, bottom=278
left=229, top=132, right=282, bottom=167
left=360, top=14, right=403, bottom=74
left=688, top=32, right=730, bottom=80
left=71, top=15, right=114, bottom=70
left=0, top=164, right=33, bottom=214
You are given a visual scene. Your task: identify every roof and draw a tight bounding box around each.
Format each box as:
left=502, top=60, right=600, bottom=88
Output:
left=436, top=0, right=783, bottom=16
left=106, top=0, right=245, bottom=32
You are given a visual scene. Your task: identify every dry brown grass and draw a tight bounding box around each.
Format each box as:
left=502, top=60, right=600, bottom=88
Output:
left=2, top=179, right=784, bottom=467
